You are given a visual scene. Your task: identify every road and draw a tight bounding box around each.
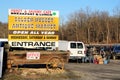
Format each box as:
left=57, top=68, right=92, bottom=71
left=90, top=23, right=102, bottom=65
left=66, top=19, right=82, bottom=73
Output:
left=65, top=60, right=120, bottom=80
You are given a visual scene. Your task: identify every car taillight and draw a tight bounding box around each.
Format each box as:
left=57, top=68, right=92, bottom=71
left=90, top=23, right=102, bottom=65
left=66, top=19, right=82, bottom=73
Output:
left=84, top=50, right=86, bottom=54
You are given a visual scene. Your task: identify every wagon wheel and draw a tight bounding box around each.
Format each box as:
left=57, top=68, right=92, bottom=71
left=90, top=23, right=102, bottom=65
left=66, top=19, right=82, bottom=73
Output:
left=7, top=59, right=13, bottom=72
left=7, top=60, right=12, bottom=69
left=46, top=57, right=64, bottom=73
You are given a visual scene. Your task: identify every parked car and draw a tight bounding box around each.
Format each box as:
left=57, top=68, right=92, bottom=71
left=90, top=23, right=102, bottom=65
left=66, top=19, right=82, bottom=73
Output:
left=112, top=45, right=120, bottom=60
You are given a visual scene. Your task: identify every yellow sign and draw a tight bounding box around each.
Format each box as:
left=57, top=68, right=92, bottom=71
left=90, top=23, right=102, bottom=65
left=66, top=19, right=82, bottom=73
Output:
left=8, top=9, right=59, bottom=47
left=8, top=35, right=58, bottom=41
left=8, top=16, right=59, bottom=30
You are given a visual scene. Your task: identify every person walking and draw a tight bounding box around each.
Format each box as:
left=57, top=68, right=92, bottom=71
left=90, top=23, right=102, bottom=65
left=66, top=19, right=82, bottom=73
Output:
left=100, top=47, right=106, bottom=58
left=88, top=47, right=94, bottom=63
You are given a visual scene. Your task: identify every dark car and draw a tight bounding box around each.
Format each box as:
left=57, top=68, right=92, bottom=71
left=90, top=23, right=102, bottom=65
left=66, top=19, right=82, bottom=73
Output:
left=113, top=45, right=120, bottom=53
left=112, top=45, right=120, bottom=59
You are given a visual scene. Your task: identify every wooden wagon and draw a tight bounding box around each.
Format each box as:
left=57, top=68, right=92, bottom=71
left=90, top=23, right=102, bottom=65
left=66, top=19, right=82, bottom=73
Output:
left=7, top=50, right=70, bottom=73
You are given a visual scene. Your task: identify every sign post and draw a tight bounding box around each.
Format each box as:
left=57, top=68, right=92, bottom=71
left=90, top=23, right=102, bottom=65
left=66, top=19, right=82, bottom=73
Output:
left=0, top=47, right=3, bottom=78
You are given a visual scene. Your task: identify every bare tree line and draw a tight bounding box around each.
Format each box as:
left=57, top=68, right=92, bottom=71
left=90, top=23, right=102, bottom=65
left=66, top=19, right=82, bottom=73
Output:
left=0, top=8, right=120, bottom=44
left=59, top=8, right=120, bottom=44
left=0, top=22, right=8, bottom=38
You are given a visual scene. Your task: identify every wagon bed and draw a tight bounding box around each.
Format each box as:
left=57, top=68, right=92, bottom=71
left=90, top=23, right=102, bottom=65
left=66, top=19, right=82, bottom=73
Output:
left=7, top=50, right=70, bottom=73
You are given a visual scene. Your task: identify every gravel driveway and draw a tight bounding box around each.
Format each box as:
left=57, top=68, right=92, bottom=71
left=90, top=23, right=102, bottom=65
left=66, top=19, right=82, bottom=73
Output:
left=65, top=60, right=120, bottom=80
left=1, top=60, right=120, bottom=80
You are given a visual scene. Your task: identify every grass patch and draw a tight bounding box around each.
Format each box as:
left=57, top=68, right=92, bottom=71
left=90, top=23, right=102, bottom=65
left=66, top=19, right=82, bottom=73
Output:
left=2, top=69, right=82, bottom=80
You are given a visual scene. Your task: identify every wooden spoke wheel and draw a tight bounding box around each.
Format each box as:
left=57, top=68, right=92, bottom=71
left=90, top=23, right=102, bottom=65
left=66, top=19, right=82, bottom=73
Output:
left=7, top=60, right=12, bottom=69
left=46, top=57, right=64, bottom=73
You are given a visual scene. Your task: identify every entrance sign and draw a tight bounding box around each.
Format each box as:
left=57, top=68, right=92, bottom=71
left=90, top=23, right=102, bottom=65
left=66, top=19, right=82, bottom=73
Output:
left=8, top=9, right=59, bottom=47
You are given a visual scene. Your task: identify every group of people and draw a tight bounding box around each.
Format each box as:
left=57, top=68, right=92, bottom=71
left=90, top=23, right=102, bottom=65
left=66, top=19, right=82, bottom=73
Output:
left=82, top=46, right=111, bottom=63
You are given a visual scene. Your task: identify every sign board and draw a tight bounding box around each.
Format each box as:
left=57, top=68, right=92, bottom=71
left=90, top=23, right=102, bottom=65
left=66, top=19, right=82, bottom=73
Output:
left=0, top=47, right=3, bottom=78
left=8, top=9, right=59, bottom=48
left=26, top=52, right=40, bottom=60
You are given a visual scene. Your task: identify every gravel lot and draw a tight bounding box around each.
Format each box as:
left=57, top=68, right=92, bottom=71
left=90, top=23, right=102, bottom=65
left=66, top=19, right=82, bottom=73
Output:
left=65, top=60, right=120, bottom=80
left=1, top=60, right=120, bottom=80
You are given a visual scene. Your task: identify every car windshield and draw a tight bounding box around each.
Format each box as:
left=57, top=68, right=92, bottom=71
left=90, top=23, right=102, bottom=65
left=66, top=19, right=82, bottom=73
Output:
left=77, top=43, right=83, bottom=49
left=70, top=43, right=76, bottom=48
left=70, top=43, right=83, bottom=49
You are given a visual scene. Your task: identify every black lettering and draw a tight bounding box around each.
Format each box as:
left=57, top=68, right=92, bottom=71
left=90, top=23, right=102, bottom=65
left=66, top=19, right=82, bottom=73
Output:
left=17, top=42, right=23, bottom=46
left=28, top=42, right=33, bottom=46
left=51, top=42, right=55, bottom=46
left=39, top=42, right=45, bottom=46
left=46, top=42, right=50, bottom=46
left=29, top=36, right=43, bottom=39
left=46, top=36, right=56, bottom=39
left=12, top=42, right=16, bottom=46
left=24, top=42, right=27, bottom=46
left=11, top=36, right=28, bottom=39
left=10, top=41, right=56, bottom=47
left=34, top=42, right=39, bottom=46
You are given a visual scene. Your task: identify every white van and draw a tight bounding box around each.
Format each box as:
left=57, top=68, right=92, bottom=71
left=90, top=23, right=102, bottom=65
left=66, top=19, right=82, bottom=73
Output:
left=58, top=40, right=86, bottom=60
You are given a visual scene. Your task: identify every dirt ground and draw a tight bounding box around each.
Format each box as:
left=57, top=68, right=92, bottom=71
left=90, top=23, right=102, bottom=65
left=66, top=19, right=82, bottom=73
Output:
left=1, top=60, right=120, bottom=80
left=65, top=60, right=120, bottom=80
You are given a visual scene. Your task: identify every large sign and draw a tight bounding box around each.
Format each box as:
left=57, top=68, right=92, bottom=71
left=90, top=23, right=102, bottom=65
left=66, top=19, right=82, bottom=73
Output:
left=8, top=9, right=59, bottom=47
